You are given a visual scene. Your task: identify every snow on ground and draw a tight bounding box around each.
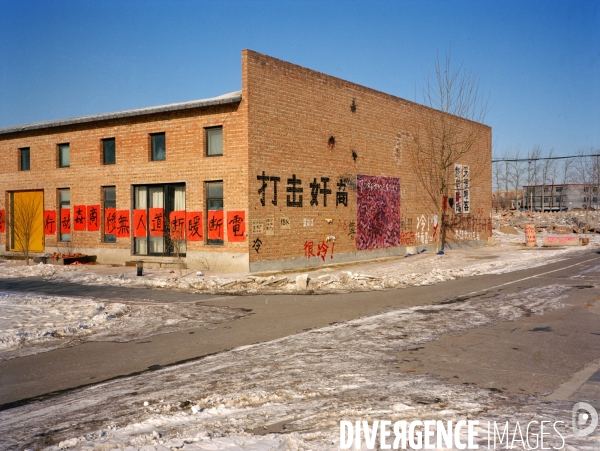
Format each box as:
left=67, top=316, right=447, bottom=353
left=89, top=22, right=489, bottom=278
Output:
left=0, top=292, right=248, bottom=361
left=0, top=232, right=598, bottom=363
left=1, top=226, right=599, bottom=449
left=1, top=233, right=599, bottom=295
left=1, top=283, right=596, bottom=450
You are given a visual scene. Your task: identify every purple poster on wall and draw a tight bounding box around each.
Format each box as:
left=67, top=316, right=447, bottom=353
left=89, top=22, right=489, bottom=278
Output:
left=356, top=175, right=400, bottom=250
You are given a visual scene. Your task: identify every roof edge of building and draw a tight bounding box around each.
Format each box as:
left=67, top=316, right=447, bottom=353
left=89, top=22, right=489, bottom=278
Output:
left=242, top=49, right=492, bottom=130
left=0, top=90, right=242, bottom=136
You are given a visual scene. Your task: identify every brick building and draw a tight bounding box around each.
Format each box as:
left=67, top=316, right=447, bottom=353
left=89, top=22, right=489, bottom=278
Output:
left=0, top=50, right=492, bottom=272
left=523, top=184, right=599, bottom=211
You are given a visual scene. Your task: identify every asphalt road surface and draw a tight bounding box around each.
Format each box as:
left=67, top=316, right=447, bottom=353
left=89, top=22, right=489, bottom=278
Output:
left=1, top=249, right=599, bottom=410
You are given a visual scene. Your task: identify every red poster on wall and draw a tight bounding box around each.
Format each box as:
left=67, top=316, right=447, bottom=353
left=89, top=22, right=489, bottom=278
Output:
left=454, top=190, right=462, bottom=214
left=73, top=205, right=87, bottom=231
left=133, top=210, right=147, bottom=238
left=227, top=211, right=246, bottom=242
left=43, top=210, right=56, bottom=235
left=105, top=208, right=117, bottom=235
left=207, top=210, right=224, bottom=240
left=169, top=210, right=186, bottom=239
left=0, top=210, right=5, bottom=233
left=115, top=210, right=130, bottom=238
left=87, top=205, right=100, bottom=231
left=60, top=209, right=71, bottom=234
left=186, top=211, right=203, bottom=241
left=149, top=208, right=164, bottom=237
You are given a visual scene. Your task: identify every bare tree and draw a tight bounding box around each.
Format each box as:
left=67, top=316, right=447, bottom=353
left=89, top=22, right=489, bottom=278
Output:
left=493, top=147, right=525, bottom=211
left=557, top=157, right=574, bottom=210
left=574, top=149, right=595, bottom=230
left=171, top=229, right=186, bottom=277
left=165, top=220, right=186, bottom=277
left=592, top=151, right=600, bottom=211
left=498, top=146, right=526, bottom=210
left=410, top=50, right=490, bottom=252
left=10, top=192, right=43, bottom=265
left=540, top=148, right=556, bottom=211
left=492, top=159, right=503, bottom=193
left=500, top=149, right=511, bottom=210
left=525, top=146, right=542, bottom=210
left=492, top=154, right=506, bottom=211
left=508, top=146, right=525, bottom=210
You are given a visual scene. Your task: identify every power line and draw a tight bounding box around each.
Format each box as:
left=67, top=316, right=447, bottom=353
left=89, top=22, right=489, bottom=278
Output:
left=492, top=154, right=600, bottom=163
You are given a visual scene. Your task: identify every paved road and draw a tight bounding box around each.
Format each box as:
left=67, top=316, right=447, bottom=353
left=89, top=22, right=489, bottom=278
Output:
left=1, top=250, right=599, bottom=409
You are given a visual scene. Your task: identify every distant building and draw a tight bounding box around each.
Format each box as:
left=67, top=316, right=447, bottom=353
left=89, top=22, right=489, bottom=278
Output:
left=522, top=184, right=599, bottom=211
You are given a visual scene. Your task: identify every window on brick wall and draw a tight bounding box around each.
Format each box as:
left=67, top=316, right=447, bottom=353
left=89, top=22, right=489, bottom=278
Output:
left=206, top=126, right=223, bottom=156
left=58, top=143, right=70, bottom=167
left=102, top=138, right=116, bottom=165
left=206, top=181, right=223, bottom=245
left=20, top=147, right=30, bottom=171
left=58, top=189, right=70, bottom=242
left=150, top=133, right=166, bottom=161
left=103, top=187, right=116, bottom=243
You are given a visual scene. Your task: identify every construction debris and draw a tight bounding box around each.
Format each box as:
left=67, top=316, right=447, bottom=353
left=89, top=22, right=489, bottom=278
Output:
left=494, top=210, right=600, bottom=234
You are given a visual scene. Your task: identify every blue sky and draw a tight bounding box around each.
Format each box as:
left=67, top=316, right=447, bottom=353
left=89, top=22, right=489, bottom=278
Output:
left=0, top=0, right=598, bottom=158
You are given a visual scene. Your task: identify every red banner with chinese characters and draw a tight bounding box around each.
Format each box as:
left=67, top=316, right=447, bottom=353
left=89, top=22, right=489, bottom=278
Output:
left=207, top=210, right=224, bottom=240
left=60, top=209, right=71, bottom=234
left=43, top=210, right=56, bottom=235
left=104, top=208, right=117, bottom=235
left=73, top=205, right=87, bottom=231
left=149, top=208, right=164, bottom=237
left=0, top=210, right=5, bottom=233
left=186, top=211, right=203, bottom=241
left=115, top=210, right=130, bottom=238
left=169, top=210, right=186, bottom=239
left=133, top=210, right=147, bottom=238
left=87, top=205, right=100, bottom=232
left=226, top=211, right=246, bottom=242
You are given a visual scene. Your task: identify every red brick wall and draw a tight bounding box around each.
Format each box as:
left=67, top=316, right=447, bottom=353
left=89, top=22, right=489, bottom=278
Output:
left=0, top=102, right=249, bottom=257
left=244, top=50, right=492, bottom=266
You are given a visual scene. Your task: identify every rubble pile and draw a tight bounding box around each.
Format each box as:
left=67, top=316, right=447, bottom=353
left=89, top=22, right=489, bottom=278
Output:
left=494, top=210, right=600, bottom=235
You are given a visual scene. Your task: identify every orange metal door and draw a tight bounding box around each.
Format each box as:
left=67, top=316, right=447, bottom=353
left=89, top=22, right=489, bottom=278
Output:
left=10, top=191, right=44, bottom=252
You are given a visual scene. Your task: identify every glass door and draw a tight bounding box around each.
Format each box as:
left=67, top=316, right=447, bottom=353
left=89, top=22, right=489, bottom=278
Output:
left=133, top=183, right=185, bottom=256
